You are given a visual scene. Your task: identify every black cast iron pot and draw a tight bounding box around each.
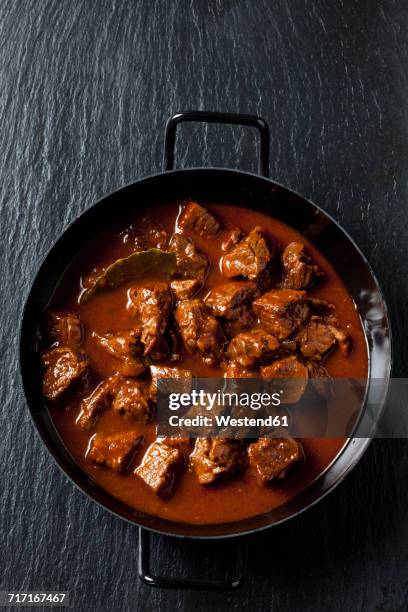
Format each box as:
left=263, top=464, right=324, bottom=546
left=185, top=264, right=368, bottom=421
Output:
left=20, top=112, right=392, bottom=590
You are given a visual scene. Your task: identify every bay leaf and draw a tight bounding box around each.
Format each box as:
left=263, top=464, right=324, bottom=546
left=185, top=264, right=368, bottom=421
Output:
left=80, top=248, right=176, bottom=303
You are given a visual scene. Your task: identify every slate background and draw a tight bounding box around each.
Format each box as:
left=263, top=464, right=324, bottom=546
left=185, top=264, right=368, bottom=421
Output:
left=1, top=1, right=408, bottom=610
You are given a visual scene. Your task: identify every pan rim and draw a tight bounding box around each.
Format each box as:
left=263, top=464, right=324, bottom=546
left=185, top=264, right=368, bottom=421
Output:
left=19, top=166, right=393, bottom=539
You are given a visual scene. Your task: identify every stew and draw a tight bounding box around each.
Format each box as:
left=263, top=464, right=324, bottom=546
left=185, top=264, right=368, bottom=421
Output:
left=39, top=201, right=368, bottom=524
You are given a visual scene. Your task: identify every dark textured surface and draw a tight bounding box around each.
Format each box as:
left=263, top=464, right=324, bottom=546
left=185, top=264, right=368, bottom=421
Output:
left=1, top=1, right=408, bottom=610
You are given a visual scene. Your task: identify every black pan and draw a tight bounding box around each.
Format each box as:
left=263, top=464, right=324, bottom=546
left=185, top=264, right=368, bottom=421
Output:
left=19, top=112, right=392, bottom=590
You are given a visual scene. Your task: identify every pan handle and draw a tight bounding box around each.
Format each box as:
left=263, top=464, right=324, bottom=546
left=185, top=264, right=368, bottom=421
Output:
left=138, top=528, right=245, bottom=591
left=163, top=110, right=270, bottom=177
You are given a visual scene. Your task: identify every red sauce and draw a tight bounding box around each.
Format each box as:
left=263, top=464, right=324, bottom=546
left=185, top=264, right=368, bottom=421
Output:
left=48, top=202, right=368, bottom=524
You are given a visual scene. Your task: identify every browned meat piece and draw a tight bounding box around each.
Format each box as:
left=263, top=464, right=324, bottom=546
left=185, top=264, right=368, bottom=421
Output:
left=306, top=360, right=334, bottom=398
left=223, top=306, right=256, bottom=336
left=325, top=316, right=352, bottom=356
left=224, top=361, right=256, bottom=378
left=260, top=354, right=308, bottom=380
left=112, top=379, right=153, bottom=422
left=226, top=329, right=280, bottom=368
left=296, top=316, right=351, bottom=361
left=126, top=215, right=168, bottom=250
left=223, top=362, right=257, bottom=409
left=156, top=436, right=192, bottom=457
left=88, top=432, right=143, bottom=472
left=190, top=438, right=247, bottom=485
left=149, top=365, right=192, bottom=401
left=169, top=234, right=208, bottom=282
left=221, top=227, right=244, bottom=252
left=253, top=289, right=310, bottom=340
left=42, top=347, right=88, bottom=401
left=128, top=282, right=172, bottom=355
left=205, top=281, right=259, bottom=338
left=135, top=441, right=183, bottom=495
left=248, top=437, right=304, bottom=483
left=93, top=330, right=145, bottom=376
left=175, top=299, right=221, bottom=365
left=77, top=374, right=121, bottom=430
left=142, top=337, right=170, bottom=363
left=296, top=315, right=345, bottom=361
left=221, top=226, right=279, bottom=286
left=280, top=337, right=298, bottom=352
left=204, top=281, right=259, bottom=319
left=170, top=279, right=201, bottom=301
left=280, top=242, right=323, bottom=290
left=307, top=297, right=335, bottom=315
left=143, top=325, right=183, bottom=364
left=260, top=356, right=309, bottom=404
left=167, top=326, right=182, bottom=362
left=45, top=310, right=82, bottom=348
left=306, top=360, right=330, bottom=378
left=177, top=201, right=220, bottom=237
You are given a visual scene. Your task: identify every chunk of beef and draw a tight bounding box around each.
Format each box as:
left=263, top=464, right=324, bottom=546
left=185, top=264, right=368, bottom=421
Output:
left=204, top=281, right=259, bottom=319
left=45, top=310, right=83, bottom=348
left=170, top=279, right=201, bottom=301
left=260, top=354, right=308, bottom=380
left=226, top=329, right=280, bottom=368
left=175, top=299, right=221, bottom=365
left=149, top=365, right=192, bottom=401
left=325, top=315, right=352, bottom=357
left=143, top=327, right=183, bottom=365
left=42, top=347, right=88, bottom=401
left=77, top=374, right=121, bottom=430
left=253, top=289, right=310, bottom=340
left=177, top=201, right=220, bottom=236
left=307, top=297, right=335, bottom=316
left=280, top=242, right=323, bottom=290
left=221, top=226, right=279, bottom=286
left=223, top=363, right=258, bottom=425
left=167, top=326, right=182, bottom=362
left=297, top=313, right=351, bottom=360
left=224, top=361, right=256, bottom=378
left=306, top=360, right=334, bottom=398
left=295, top=316, right=335, bottom=361
left=280, top=337, right=298, bottom=352
left=260, top=356, right=309, bottom=404
left=248, top=437, right=304, bottom=483
left=169, top=234, right=208, bottom=282
left=135, top=441, right=182, bottom=495
left=205, top=281, right=259, bottom=338
left=93, top=330, right=145, bottom=376
left=128, top=282, right=172, bottom=355
left=190, top=438, right=247, bottom=485
left=221, top=227, right=244, bottom=252
left=142, top=337, right=170, bottom=364
left=122, top=215, right=167, bottom=250
left=223, top=306, right=256, bottom=336
left=88, top=432, right=143, bottom=472
left=306, top=360, right=330, bottom=378
left=156, top=436, right=192, bottom=457
left=112, top=379, right=153, bottom=422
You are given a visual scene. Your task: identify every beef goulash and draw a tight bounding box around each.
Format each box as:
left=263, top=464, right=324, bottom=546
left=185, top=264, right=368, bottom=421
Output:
left=39, top=200, right=368, bottom=524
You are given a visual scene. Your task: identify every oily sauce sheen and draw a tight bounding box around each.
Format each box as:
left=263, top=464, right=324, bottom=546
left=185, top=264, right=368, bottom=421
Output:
left=48, top=202, right=368, bottom=524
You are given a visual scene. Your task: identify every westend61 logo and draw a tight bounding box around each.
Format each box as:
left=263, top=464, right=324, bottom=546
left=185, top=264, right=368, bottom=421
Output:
left=168, top=389, right=283, bottom=411
left=159, top=385, right=289, bottom=434
left=156, top=376, right=374, bottom=439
